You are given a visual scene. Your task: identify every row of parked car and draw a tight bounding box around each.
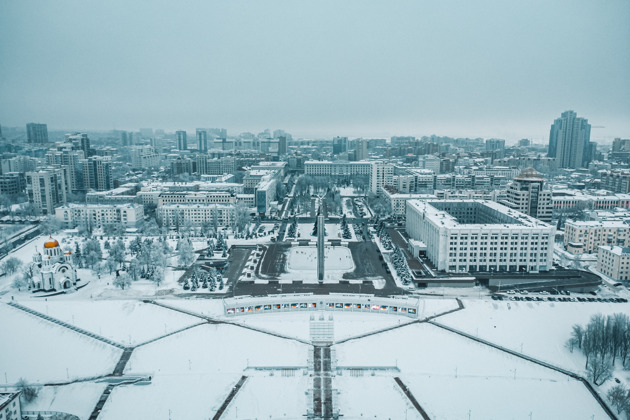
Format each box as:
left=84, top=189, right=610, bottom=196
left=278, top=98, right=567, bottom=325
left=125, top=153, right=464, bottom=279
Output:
left=492, top=294, right=628, bottom=303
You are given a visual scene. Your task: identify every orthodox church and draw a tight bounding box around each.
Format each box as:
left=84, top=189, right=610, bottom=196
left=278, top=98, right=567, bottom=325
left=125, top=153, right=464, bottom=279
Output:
left=31, top=237, right=78, bottom=292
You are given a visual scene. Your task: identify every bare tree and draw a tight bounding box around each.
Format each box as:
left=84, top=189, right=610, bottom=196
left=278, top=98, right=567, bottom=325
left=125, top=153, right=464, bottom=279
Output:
left=587, top=356, right=613, bottom=386
left=607, top=384, right=630, bottom=415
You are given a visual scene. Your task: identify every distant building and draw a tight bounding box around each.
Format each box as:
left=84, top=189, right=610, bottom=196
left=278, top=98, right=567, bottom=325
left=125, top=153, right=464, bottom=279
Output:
left=354, top=138, right=369, bottom=161
left=332, top=136, right=348, bottom=155
left=31, top=237, right=77, bottom=292
left=0, top=173, right=26, bottom=195
left=0, top=392, right=22, bottom=420
left=56, top=203, right=144, bottom=228
left=196, top=129, right=208, bottom=152
left=278, top=135, right=288, bottom=156
left=120, top=130, right=134, bottom=146
left=548, top=110, right=592, bottom=169
left=26, top=122, right=48, bottom=143
left=82, top=157, right=113, bottom=191
left=176, top=130, right=188, bottom=150
left=601, top=170, right=630, bottom=194
left=564, top=220, right=630, bottom=254
left=598, top=246, right=630, bottom=281
left=485, top=139, right=505, bottom=151
left=26, top=168, right=67, bottom=215
left=196, top=155, right=236, bottom=175
left=131, top=145, right=160, bottom=169
left=170, top=156, right=195, bottom=176
left=157, top=203, right=235, bottom=228
left=406, top=200, right=554, bottom=273
left=503, top=168, right=552, bottom=223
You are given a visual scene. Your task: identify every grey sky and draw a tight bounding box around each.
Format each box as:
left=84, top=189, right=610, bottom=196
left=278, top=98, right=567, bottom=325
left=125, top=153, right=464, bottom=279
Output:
left=1, top=0, right=628, bottom=142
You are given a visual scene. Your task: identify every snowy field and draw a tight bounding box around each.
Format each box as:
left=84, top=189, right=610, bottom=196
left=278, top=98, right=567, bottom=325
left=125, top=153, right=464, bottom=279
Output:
left=336, top=375, right=424, bottom=419
left=439, top=298, right=630, bottom=372
left=0, top=303, right=122, bottom=384
left=335, top=322, right=610, bottom=419
left=286, top=246, right=354, bottom=272
left=223, top=375, right=310, bottom=419
left=22, top=382, right=108, bottom=419
left=18, top=300, right=203, bottom=346
left=98, top=323, right=310, bottom=419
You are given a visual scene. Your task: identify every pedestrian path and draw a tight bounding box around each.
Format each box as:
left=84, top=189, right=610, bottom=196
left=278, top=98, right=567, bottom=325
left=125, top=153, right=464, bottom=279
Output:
left=212, top=375, right=248, bottom=420
left=6, top=302, right=125, bottom=349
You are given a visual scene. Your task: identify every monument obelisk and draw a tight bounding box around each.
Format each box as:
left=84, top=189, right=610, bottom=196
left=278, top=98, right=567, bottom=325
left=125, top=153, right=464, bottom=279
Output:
left=317, top=205, right=325, bottom=283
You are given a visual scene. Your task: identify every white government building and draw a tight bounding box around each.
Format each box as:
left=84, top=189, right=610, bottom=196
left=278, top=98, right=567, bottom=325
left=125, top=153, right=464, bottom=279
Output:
left=405, top=200, right=554, bottom=274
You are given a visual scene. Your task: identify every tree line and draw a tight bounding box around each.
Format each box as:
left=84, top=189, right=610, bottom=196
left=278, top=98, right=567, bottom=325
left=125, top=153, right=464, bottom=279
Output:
left=566, top=313, right=630, bottom=385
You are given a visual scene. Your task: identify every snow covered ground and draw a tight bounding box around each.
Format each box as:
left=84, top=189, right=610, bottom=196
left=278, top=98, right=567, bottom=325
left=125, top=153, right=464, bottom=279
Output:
left=336, top=375, right=424, bottom=419
left=18, top=300, right=202, bottom=346
left=0, top=303, right=121, bottom=384
left=223, top=374, right=310, bottom=419
left=336, top=322, right=610, bottom=419
left=22, top=382, right=108, bottom=419
left=286, top=246, right=354, bottom=272
left=438, top=298, right=630, bottom=373
left=97, top=323, right=310, bottom=420
left=295, top=222, right=354, bottom=241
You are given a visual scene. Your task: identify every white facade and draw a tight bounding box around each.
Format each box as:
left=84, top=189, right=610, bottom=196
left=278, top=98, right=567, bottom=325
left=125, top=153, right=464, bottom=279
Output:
left=157, top=203, right=235, bottom=227
left=56, top=203, right=144, bottom=228
left=131, top=145, right=160, bottom=169
left=564, top=220, right=630, bottom=254
left=26, top=168, right=67, bottom=215
left=406, top=200, right=554, bottom=274
left=0, top=392, right=21, bottom=420
left=158, top=191, right=237, bottom=206
left=597, top=246, right=630, bottom=281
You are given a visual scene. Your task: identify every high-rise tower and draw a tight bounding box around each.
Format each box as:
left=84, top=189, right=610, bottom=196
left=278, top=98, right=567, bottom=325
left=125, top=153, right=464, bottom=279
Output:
left=548, top=111, right=592, bottom=169
left=176, top=130, right=187, bottom=150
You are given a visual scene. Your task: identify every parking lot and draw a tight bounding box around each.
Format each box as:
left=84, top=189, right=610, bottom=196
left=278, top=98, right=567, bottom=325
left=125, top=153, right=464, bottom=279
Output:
left=493, top=290, right=628, bottom=304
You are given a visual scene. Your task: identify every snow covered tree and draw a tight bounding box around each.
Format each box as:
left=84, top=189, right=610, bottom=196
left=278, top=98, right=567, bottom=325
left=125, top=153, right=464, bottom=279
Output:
left=105, top=258, right=118, bottom=274
left=129, top=236, right=142, bottom=256
left=73, top=242, right=83, bottom=267
left=177, top=239, right=195, bottom=268
left=110, top=239, right=127, bottom=268
left=128, top=259, right=141, bottom=281
left=13, top=274, right=29, bottom=291
left=587, top=356, right=613, bottom=385
left=149, top=265, right=165, bottom=286
left=1, top=257, right=22, bottom=275
left=114, top=272, right=131, bottom=290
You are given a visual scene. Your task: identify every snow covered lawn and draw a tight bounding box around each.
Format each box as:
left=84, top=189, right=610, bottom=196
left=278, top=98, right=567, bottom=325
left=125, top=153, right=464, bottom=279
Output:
left=336, top=375, right=423, bottom=419
left=286, top=246, right=354, bottom=272
left=18, top=300, right=203, bottom=346
left=438, top=299, right=630, bottom=372
left=97, top=323, right=310, bottom=419
left=223, top=374, right=310, bottom=418
left=22, top=382, right=108, bottom=419
left=335, top=322, right=610, bottom=419
left=0, top=303, right=122, bottom=384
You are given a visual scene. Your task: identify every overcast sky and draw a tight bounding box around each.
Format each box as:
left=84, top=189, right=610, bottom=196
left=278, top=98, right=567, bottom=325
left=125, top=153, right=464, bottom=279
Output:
left=1, top=0, right=628, bottom=142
